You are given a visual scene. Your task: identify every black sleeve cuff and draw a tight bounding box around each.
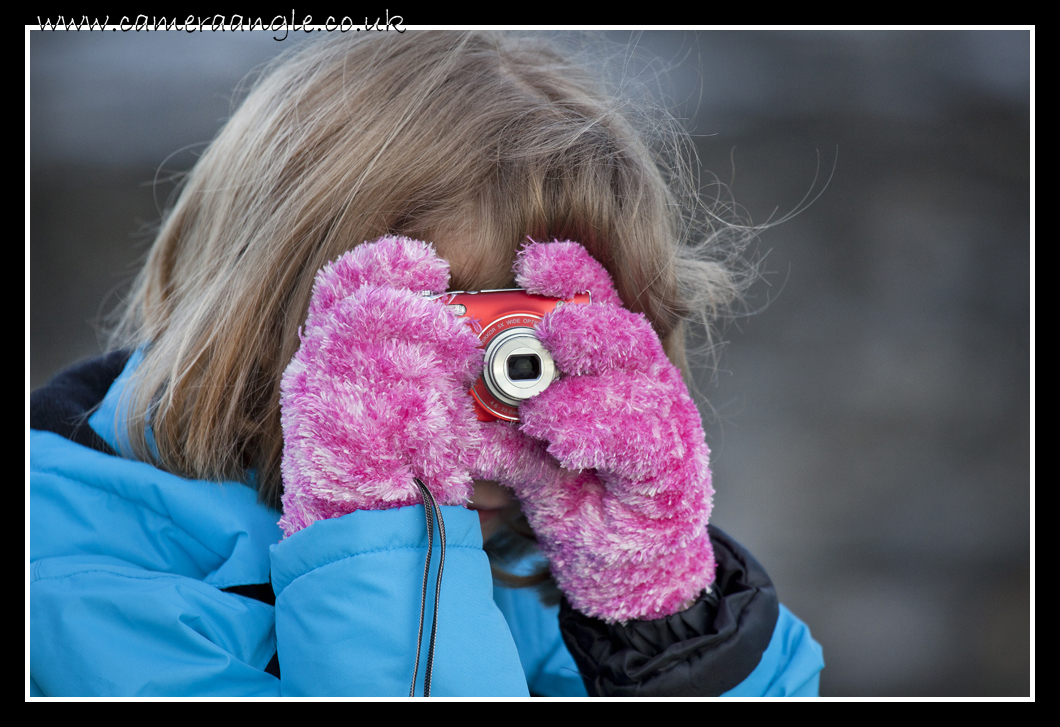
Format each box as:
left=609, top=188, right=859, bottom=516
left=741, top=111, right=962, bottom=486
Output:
left=558, top=525, right=780, bottom=696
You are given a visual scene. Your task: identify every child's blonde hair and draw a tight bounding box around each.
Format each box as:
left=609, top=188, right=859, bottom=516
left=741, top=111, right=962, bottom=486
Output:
left=112, top=31, right=743, bottom=507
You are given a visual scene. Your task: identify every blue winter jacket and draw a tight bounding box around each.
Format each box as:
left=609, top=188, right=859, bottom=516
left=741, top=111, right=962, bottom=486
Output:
left=29, top=352, right=823, bottom=697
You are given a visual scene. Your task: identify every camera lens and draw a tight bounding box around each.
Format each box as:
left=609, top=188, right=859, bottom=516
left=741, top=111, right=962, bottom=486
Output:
left=507, top=354, right=541, bottom=381
left=481, top=326, right=557, bottom=406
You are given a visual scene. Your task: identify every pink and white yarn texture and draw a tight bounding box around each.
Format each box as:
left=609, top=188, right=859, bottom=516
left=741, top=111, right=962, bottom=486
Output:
left=277, top=236, right=483, bottom=535
left=279, top=236, right=716, bottom=623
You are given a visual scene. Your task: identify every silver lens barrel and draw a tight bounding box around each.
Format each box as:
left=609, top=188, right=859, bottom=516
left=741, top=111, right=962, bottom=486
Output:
left=481, top=327, right=557, bottom=406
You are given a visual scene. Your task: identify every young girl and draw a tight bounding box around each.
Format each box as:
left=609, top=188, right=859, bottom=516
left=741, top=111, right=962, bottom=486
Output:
left=30, top=31, right=823, bottom=697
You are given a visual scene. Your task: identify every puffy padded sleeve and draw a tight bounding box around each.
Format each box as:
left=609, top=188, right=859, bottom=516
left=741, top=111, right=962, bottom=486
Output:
left=269, top=506, right=531, bottom=696
left=31, top=555, right=280, bottom=696
left=30, top=430, right=532, bottom=696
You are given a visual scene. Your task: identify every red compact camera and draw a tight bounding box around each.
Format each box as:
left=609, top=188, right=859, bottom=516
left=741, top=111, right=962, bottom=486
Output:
left=428, top=289, right=591, bottom=422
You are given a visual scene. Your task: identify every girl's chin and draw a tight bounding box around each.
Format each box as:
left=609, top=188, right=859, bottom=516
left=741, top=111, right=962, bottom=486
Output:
left=474, top=507, right=505, bottom=541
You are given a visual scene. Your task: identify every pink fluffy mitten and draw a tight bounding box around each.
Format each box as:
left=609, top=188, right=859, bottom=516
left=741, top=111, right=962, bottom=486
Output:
left=278, top=236, right=484, bottom=536
left=473, top=241, right=716, bottom=623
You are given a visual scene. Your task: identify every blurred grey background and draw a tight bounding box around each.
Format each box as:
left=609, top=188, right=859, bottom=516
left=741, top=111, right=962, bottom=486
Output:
left=29, top=29, right=1031, bottom=696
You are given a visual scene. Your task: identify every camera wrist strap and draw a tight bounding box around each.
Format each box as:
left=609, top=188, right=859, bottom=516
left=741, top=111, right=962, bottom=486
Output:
left=410, top=478, right=446, bottom=697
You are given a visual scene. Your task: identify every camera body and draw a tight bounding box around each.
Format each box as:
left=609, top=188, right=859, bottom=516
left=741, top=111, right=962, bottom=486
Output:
left=430, top=288, right=591, bottom=422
